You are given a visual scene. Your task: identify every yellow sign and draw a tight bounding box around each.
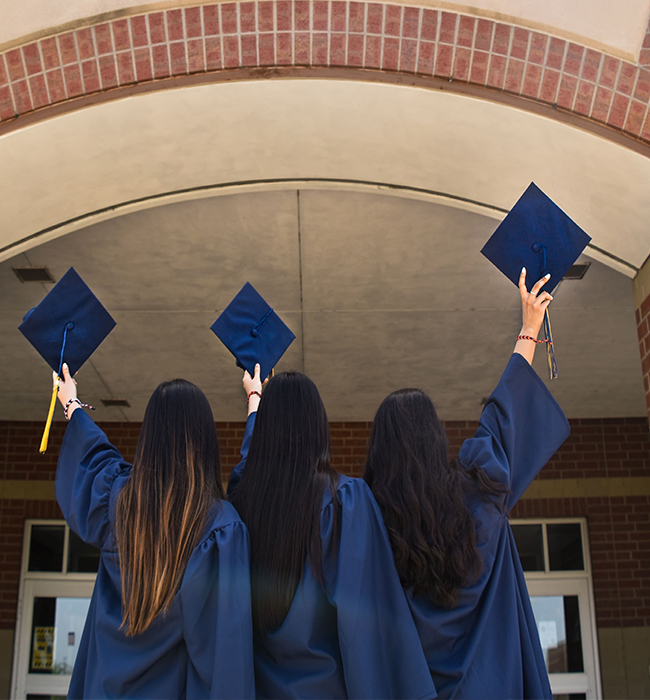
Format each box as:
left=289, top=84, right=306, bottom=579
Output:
left=31, top=626, right=54, bottom=670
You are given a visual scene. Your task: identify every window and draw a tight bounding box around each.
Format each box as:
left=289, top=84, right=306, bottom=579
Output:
left=11, top=521, right=98, bottom=700
left=511, top=519, right=602, bottom=700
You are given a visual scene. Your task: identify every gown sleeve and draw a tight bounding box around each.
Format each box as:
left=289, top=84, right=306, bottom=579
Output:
left=226, top=411, right=256, bottom=497
left=458, top=352, right=570, bottom=509
left=55, top=408, right=131, bottom=548
left=326, top=477, right=436, bottom=700
left=181, top=514, right=255, bottom=700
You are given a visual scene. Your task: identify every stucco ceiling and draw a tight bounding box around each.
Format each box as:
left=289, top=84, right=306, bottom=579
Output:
left=1, top=187, right=644, bottom=422
left=1, top=80, right=649, bottom=277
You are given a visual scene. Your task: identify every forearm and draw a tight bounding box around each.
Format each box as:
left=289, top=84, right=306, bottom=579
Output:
left=514, top=269, right=552, bottom=366
left=513, top=324, right=538, bottom=366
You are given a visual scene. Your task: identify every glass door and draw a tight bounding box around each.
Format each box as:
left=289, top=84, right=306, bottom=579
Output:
left=526, top=577, right=599, bottom=699
left=12, top=579, right=94, bottom=699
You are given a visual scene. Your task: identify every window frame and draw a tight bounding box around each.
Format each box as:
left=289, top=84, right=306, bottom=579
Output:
left=18, top=519, right=99, bottom=582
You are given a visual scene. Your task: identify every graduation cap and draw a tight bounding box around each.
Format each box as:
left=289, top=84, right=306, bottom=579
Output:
left=18, top=267, right=116, bottom=452
left=211, top=282, right=296, bottom=379
left=481, top=182, right=591, bottom=379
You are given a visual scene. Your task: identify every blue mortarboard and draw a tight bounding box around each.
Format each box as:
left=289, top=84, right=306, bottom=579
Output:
left=19, top=267, right=116, bottom=377
left=211, top=282, right=296, bottom=378
left=19, top=267, right=116, bottom=453
left=481, top=183, right=591, bottom=379
left=481, top=182, right=591, bottom=292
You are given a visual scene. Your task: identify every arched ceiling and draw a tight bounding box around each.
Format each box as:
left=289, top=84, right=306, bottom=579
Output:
left=0, top=80, right=648, bottom=275
left=1, top=1, right=649, bottom=422
left=1, top=187, right=644, bottom=422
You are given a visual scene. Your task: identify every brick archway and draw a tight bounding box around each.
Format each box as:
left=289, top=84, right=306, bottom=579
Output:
left=1, top=1, right=650, bottom=146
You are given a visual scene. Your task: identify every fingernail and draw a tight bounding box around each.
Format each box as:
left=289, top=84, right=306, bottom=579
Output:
left=549, top=295, right=553, bottom=300
left=521, top=267, right=526, bottom=273
left=63, top=363, right=68, bottom=369
left=545, top=273, right=551, bottom=279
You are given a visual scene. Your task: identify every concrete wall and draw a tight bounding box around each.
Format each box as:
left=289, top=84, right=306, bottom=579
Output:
left=599, top=627, right=650, bottom=698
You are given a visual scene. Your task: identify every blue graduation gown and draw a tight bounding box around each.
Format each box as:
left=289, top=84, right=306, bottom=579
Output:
left=55, top=409, right=255, bottom=699
left=407, top=353, right=571, bottom=699
left=229, top=414, right=436, bottom=700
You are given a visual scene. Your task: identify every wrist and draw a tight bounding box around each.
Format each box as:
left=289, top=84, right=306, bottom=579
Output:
left=64, top=397, right=95, bottom=420
left=247, top=393, right=261, bottom=416
left=519, top=326, right=539, bottom=338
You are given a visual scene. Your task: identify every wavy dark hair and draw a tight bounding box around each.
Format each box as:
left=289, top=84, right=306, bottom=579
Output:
left=231, top=372, right=339, bottom=635
left=115, top=379, right=223, bottom=636
left=363, top=388, right=506, bottom=609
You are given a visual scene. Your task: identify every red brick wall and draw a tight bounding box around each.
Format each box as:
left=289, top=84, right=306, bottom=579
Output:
left=1, top=417, right=649, bottom=631
left=2, top=2, right=650, bottom=143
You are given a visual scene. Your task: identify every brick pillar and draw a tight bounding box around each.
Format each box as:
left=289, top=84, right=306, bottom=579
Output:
left=633, top=260, right=650, bottom=421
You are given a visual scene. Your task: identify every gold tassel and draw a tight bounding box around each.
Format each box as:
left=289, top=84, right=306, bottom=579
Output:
left=543, top=308, right=558, bottom=381
left=39, top=378, right=59, bottom=454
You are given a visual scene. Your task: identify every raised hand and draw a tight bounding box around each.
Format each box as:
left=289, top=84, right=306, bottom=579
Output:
left=514, top=268, right=553, bottom=365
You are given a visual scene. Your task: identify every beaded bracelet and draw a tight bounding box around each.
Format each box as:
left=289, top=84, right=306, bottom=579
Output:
left=64, top=397, right=96, bottom=420
left=517, top=334, right=553, bottom=346
left=247, top=391, right=262, bottom=402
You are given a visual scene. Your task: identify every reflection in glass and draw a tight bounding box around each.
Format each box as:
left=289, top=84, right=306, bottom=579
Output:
left=547, top=523, right=584, bottom=571
left=29, top=598, right=55, bottom=673
left=67, top=530, right=100, bottom=573
left=531, top=595, right=584, bottom=673
left=512, top=524, right=545, bottom=571
left=28, top=526, right=65, bottom=572
left=29, top=597, right=91, bottom=675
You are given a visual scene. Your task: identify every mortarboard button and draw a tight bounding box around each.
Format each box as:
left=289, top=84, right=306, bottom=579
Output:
left=211, top=282, right=296, bottom=379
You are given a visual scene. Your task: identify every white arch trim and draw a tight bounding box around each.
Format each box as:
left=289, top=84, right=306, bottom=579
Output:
left=0, top=178, right=635, bottom=277
left=0, top=79, right=648, bottom=275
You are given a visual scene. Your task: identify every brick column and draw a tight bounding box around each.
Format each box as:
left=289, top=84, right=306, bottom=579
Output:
left=632, top=261, right=650, bottom=421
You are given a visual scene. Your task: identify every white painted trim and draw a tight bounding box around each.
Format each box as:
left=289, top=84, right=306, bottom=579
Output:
left=0, top=178, right=637, bottom=279
left=512, top=516, right=602, bottom=700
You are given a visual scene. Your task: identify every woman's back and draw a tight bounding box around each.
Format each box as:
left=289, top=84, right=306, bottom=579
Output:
left=403, top=354, right=569, bottom=698
left=364, top=271, right=569, bottom=699
left=55, top=374, right=255, bottom=700
left=229, top=369, right=435, bottom=700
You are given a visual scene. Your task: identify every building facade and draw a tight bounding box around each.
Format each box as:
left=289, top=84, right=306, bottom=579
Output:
left=1, top=0, right=650, bottom=698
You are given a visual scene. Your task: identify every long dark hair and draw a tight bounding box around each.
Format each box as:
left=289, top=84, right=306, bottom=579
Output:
left=115, top=379, right=223, bottom=636
left=363, top=388, right=506, bottom=609
left=231, top=372, right=339, bottom=635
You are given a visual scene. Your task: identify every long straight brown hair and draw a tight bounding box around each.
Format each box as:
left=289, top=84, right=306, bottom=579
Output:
left=115, top=379, right=223, bottom=636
